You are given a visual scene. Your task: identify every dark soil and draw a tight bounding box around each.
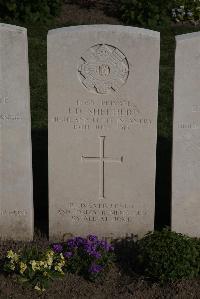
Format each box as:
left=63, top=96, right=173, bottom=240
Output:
left=57, top=2, right=122, bottom=25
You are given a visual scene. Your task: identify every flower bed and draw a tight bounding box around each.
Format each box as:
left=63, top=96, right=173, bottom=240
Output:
left=3, top=230, right=200, bottom=292
left=4, top=235, right=115, bottom=291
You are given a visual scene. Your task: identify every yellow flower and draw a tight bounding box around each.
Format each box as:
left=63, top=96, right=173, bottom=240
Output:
left=45, top=250, right=54, bottom=267
left=9, top=262, right=15, bottom=271
left=39, top=261, right=45, bottom=267
left=60, top=253, right=65, bottom=260
left=46, top=250, right=54, bottom=258
left=61, top=260, right=65, bottom=266
left=19, top=262, right=27, bottom=274
left=7, top=250, right=19, bottom=262
left=43, top=271, right=48, bottom=277
left=54, top=261, right=65, bottom=274
left=7, top=250, right=14, bottom=258
left=43, top=262, right=49, bottom=269
left=34, top=285, right=41, bottom=291
left=46, top=257, right=53, bottom=267
left=30, top=260, right=40, bottom=271
left=34, top=285, right=45, bottom=292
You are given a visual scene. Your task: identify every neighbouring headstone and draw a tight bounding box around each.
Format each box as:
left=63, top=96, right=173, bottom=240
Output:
left=172, top=32, right=200, bottom=237
left=0, top=24, right=33, bottom=240
left=48, top=25, right=160, bottom=240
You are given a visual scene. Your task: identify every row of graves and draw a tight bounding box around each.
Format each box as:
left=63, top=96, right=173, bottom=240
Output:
left=0, top=23, right=198, bottom=241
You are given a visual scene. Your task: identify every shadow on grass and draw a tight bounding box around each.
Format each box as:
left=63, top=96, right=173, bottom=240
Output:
left=32, top=129, right=48, bottom=238
left=155, top=136, right=172, bottom=229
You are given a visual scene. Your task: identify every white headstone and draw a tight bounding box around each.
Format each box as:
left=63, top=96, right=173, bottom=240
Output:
left=172, top=32, right=200, bottom=237
left=48, top=25, right=160, bottom=240
left=0, top=24, right=33, bottom=240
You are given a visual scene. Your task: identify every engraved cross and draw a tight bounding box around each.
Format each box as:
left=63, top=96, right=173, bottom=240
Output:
left=81, top=136, right=123, bottom=199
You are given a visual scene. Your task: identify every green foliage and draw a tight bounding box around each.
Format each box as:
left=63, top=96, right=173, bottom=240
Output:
left=172, top=0, right=200, bottom=23
left=119, top=0, right=173, bottom=27
left=4, top=247, right=65, bottom=291
left=119, top=0, right=200, bottom=26
left=0, top=0, right=63, bottom=22
left=136, top=230, right=200, bottom=282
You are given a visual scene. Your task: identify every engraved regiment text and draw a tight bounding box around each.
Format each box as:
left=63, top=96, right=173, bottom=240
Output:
left=52, top=98, right=152, bottom=131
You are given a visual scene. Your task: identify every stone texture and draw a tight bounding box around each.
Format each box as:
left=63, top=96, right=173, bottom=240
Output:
left=172, top=32, right=200, bottom=237
left=0, top=24, right=33, bottom=240
left=48, top=25, right=160, bottom=240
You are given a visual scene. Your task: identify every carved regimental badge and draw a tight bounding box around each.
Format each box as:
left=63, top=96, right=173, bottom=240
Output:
left=78, top=44, right=129, bottom=94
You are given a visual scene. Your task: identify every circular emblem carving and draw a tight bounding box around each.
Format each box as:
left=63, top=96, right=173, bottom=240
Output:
left=78, top=44, right=129, bottom=94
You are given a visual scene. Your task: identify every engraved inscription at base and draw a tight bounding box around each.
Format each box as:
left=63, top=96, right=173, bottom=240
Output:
left=57, top=202, right=147, bottom=224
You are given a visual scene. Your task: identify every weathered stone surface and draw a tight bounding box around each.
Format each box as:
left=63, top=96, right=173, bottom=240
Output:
left=48, top=25, right=160, bottom=240
left=172, top=32, right=200, bottom=237
left=0, top=24, right=33, bottom=240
